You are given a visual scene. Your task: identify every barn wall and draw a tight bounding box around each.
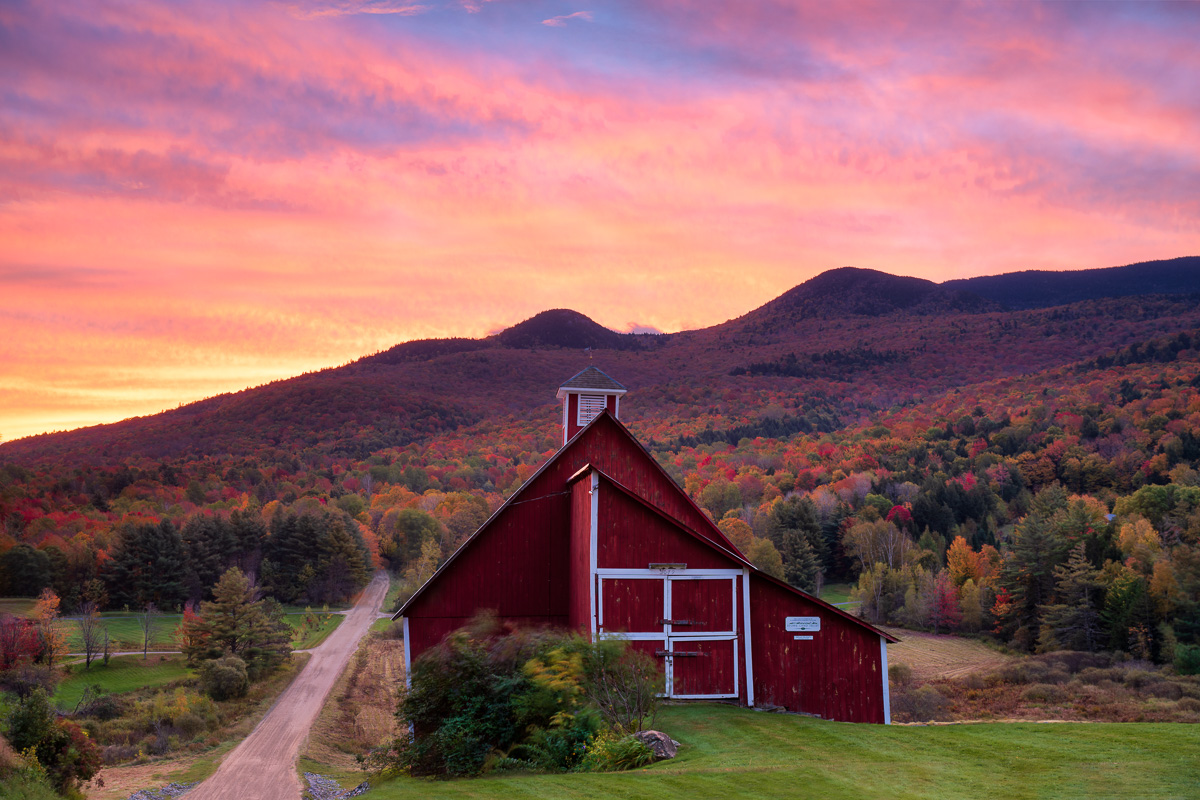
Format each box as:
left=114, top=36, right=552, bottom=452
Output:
left=597, top=485, right=738, bottom=570
left=568, top=477, right=592, bottom=631
left=580, top=418, right=738, bottom=554
left=749, top=574, right=886, bottom=723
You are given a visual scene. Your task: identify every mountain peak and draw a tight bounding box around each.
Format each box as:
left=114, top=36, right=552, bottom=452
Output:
left=754, top=266, right=994, bottom=320
left=495, top=309, right=631, bottom=350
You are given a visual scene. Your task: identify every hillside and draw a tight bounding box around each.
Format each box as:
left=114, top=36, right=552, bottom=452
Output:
left=4, top=258, right=1200, bottom=674
left=3, top=260, right=1199, bottom=467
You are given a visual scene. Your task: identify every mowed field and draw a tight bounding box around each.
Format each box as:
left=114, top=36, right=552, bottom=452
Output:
left=362, top=703, right=1199, bottom=800
left=54, top=654, right=192, bottom=710
left=882, top=626, right=1014, bottom=682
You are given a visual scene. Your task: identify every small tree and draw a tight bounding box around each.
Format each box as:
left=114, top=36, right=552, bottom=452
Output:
left=77, top=601, right=104, bottom=670
left=32, top=589, right=66, bottom=668
left=926, top=570, right=961, bottom=634
left=183, top=568, right=291, bottom=678
left=138, top=602, right=159, bottom=659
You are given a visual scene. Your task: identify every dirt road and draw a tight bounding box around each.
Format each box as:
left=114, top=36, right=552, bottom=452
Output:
left=184, top=572, right=390, bottom=800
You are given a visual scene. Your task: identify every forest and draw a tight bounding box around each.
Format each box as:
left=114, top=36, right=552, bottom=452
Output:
left=2, top=276, right=1200, bottom=677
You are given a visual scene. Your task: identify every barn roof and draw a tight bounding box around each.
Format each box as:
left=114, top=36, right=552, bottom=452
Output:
left=558, top=366, right=627, bottom=393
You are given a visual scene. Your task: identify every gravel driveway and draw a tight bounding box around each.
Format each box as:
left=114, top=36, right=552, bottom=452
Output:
left=183, top=572, right=390, bottom=800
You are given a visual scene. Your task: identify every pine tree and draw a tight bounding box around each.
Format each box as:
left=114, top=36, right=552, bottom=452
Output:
left=187, top=568, right=291, bottom=677
left=780, top=530, right=820, bottom=593
left=1038, top=543, right=1103, bottom=652
left=107, top=520, right=188, bottom=610
left=1000, top=511, right=1069, bottom=648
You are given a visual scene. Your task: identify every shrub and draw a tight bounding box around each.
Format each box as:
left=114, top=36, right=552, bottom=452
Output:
left=1175, top=644, right=1200, bottom=676
left=888, top=663, right=913, bottom=687
left=892, top=685, right=951, bottom=722
left=576, top=638, right=660, bottom=734
left=393, top=619, right=557, bottom=777
left=578, top=729, right=656, bottom=772
left=1023, top=683, right=1067, bottom=704
left=388, top=615, right=663, bottom=777
left=198, top=655, right=249, bottom=700
left=74, top=684, right=124, bottom=721
left=1142, top=681, right=1183, bottom=701
left=1036, top=651, right=1112, bottom=674
left=6, top=690, right=101, bottom=793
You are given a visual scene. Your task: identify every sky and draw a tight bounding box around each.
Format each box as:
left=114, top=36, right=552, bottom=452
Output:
left=2, top=0, right=1199, bottom=441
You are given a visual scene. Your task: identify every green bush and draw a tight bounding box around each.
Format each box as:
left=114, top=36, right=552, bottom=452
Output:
left=577, top=730, right=656, bottom=772
left=1023, top=683, right=1067, bottom=703
left=1175, top=644, right=1200, bottom=676
left=385, top=615, right=663, bottom=777
left=198, top=655, right=249, bottom=700
left=5, top=690, right=101, bottom=793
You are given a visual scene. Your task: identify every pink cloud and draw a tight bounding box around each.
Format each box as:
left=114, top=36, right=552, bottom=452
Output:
left=542, top=11, right=593, bottom=27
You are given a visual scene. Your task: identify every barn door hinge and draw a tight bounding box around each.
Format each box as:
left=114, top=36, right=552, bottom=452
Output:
left=655, top=650, right=706, bottom=658
left=658, top=619, right=695, bottom=626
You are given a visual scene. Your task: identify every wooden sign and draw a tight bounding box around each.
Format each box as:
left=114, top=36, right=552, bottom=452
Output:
left=785, top=616, right=821, bottom=632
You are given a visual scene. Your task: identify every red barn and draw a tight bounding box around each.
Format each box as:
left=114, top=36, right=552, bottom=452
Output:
left=395, top=367, right=898, bottom=723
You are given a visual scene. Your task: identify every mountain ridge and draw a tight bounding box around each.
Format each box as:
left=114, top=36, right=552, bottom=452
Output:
left=3, top=257, right=1200, bottom=464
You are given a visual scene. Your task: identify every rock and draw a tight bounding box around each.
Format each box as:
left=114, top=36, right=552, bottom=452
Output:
left=303, top=772, right=370, bottom=800
left=632, top=730, right=678, bottom=760
left=125, top=783, right=197, bottom=800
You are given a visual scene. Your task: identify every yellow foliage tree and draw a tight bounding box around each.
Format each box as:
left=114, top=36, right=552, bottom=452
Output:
left=33, top=588, right=67, bottom=668
left=946, top=536, right=978, bottom=587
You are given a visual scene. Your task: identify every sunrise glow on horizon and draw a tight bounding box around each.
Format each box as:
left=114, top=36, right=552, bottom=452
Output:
left=2, top=0, right=1199, bottom=441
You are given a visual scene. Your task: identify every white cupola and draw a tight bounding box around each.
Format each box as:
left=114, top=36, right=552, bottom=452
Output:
left=555, top=367, right=627, bottom=445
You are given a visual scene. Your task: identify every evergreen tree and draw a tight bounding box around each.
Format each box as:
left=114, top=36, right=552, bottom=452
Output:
left=1038, top=543, right=1103, bottom=652
left=1102, top=567, right=1156, bottom=657
left=780, top=530, right=820, bottom=593
left=1000, top=511, right=1069, bottom=649
left=107, top=520, right=187, bottom=610
left=184, top=567, right=291, bottom=678
left=768, top=496, right=826, bottom=569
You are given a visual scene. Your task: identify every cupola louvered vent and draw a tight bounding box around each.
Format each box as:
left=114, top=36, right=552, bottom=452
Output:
left=577, top=394, right=607, bottom=426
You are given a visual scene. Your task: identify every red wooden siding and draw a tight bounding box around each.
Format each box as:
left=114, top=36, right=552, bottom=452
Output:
left=597, top=484, right=738, bottom=570
left=671, top=578, right=735, bottom=632
left=600, top=578, right=664, bottom=632
left=749, top=574, right=885, bottom=723
left=568, top=478, right=592, bottom=631
left=671, top=639, right=737, bottom=696
left=400, top=409, right=890, bottom=724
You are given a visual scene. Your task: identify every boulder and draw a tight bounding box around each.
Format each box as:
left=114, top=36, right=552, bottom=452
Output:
left=632, top=730, right=679, bottom=760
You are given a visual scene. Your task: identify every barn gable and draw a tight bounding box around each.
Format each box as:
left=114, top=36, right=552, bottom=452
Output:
left=395, top=377, right=897, bottom=723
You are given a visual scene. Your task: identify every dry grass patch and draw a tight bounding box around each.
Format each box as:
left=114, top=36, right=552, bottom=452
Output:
left=302, top=631, right=405, bottom=772
left=883, top=626, right=1015, bottom=682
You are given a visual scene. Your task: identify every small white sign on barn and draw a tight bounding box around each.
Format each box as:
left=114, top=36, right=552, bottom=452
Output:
left=785, top=616, right=821, bottom=632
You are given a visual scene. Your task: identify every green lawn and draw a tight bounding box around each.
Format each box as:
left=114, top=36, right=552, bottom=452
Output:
left=287, top=612, right=345, bottom=650
left=0, top=597, right=38, bottom=617
left=61, top=613, right=182, bottom=653
left=54, top=654, right=192, bottom=711
left=818, top=582, right=856, bottom=606
left=364, top=704, right=1200, bottom=800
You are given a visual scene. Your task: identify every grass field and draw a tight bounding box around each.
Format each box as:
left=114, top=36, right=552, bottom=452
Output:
left=360, top=703, right=1200, bottom=800
left=0, top=597, right=38, bottom=617
left=54, top=654, right=192, bottom=710
left=883, top=626, right=1014, bottom=681
left=61, top=614, right=182, bottom=654
left=288, top=612, right=345, bottom=650
left=818, top=582, right=856, bottom=606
